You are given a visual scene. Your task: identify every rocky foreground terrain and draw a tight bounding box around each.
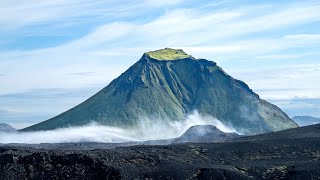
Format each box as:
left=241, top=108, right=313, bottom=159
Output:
left=1, top=124, right=320, bottom=180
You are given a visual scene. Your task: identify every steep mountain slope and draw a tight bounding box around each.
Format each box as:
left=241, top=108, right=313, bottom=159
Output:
left=22, top=48, right=297, bottom=134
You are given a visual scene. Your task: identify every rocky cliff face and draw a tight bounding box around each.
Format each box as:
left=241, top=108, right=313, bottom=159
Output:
left=22, top=48, right=297, bottom=134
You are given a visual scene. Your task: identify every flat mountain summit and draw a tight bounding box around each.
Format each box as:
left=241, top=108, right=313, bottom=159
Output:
left=23, top=48, right=298, bottom=134
left=146, top=48, right=192, bottom=61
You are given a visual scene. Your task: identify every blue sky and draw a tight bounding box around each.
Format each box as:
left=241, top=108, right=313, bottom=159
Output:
left=0, top=0, right=320, bottom=128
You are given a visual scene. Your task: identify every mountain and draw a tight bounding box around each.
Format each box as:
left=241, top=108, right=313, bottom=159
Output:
left=176, top=125, right=239, bottom=143
left=22, top=48, right=298, bottom=134
left=0, top=123, right=16, bottom=132
left=292, top=116, right=320, bottom=126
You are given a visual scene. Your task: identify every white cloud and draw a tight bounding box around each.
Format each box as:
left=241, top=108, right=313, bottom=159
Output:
left=256, top=89, right=320, bottom=100
left=0, top=112, right=236, bottom=143
left=0, top=0, right=88, bottom=28
left=144, top=0, right=184, bottom=6
left=0, top=0, right=174, bottom=32
left=284, top=33, right=320, bottom=40
left=53, top=3, right=320, bottom=55
left=1, top=1, right=320, bottom=123
left=0, top=56, right=129, bottom=95
left=1, top=2, right=320, bottom=96
left=256, top=52, right=316, bottom=60
left=27, top=3, right=320, bottom=56
left=58, top=22, right=135, bottom=51
left=231, top=63, right=320, bottom=100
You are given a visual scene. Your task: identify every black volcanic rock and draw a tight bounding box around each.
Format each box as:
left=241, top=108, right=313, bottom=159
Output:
left=176, top=125, right=239, bottom=143
left=22, top=48, right=297, bottom=134
left=0, top=123, right=16, bottom=132
left=1, top=124, right=320, bottom=180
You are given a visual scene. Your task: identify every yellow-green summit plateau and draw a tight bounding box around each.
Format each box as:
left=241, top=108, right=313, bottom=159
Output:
left=146, top=48, right=192, bottom=61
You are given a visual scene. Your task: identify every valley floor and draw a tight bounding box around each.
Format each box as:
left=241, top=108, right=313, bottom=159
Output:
left=1, top=136, right=320, bottom=180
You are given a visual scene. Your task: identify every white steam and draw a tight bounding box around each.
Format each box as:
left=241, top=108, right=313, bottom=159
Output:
left=0, top=111, right=237, bottom=144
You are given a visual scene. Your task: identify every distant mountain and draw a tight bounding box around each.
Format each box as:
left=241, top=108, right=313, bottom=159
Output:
left=22, top=48, right=298, bottom=134
left=0, top=123, right=16, bottom=132
left=237, top=123, right=320, bottom=141
left=176, top=125, right=239, bottom=143
left=292, top=116, right=320, bottom=126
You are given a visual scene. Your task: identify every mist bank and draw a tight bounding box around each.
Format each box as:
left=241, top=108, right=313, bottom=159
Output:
left=0, top=111, right=237, bottom=144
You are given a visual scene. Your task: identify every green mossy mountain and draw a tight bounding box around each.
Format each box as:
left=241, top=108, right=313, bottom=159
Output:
left=22, top=48, right=298, bottom=134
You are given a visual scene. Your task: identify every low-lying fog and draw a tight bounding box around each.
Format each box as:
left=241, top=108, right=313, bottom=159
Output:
left=0, top=112, right=237, bottom=144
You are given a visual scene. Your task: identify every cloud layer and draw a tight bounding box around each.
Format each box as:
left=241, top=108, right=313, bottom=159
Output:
left=0, top=112, right=236, bottom=144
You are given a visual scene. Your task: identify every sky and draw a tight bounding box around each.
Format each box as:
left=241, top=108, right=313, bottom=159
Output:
left=0, top=0, right=320, bottom=129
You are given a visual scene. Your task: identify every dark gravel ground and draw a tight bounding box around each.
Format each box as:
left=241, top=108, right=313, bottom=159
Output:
left=1, top=124, right=320, bottom=180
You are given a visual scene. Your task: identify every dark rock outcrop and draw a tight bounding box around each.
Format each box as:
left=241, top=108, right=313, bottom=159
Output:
left=176, top=125, right=239, bottom=143
left=2, top=124, right=320, bottom=179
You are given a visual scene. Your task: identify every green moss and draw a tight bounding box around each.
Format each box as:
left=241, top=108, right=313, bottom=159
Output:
left=146, top=48, right=191, bottom=61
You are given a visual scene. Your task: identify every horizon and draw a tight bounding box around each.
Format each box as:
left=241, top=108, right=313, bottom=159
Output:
left=1, top=0, right=320, bottom=129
